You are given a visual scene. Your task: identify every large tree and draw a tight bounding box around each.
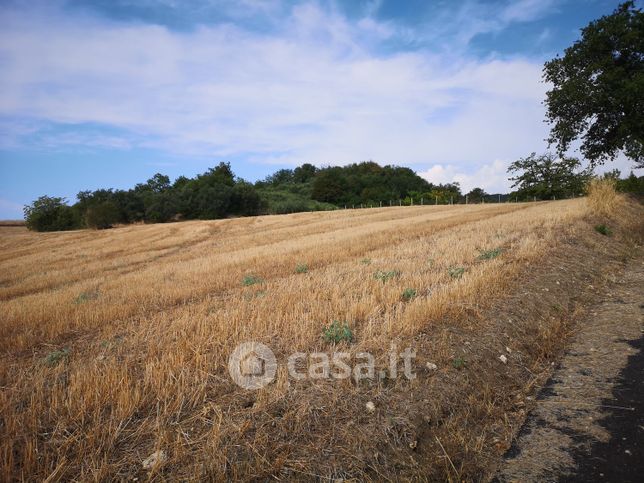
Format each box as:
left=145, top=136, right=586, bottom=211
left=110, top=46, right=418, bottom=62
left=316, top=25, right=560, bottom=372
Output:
left=543, top=1, right=644, bottom=168
left=508, top=152, right=592, bottom=200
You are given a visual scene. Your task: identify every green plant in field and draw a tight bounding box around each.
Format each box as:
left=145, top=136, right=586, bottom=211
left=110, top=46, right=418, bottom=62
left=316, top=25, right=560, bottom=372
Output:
left=478, top=247, right=503, bottom=260
left=402, top=288, right=417, bottom=301
left=44, top=348, right=69, bottom=367
left=361, top=258, right=372, bottom=265
left=74, top=291, right=99, bottom=304
left=295, top=263, right=308, bottom=274
left=374, top=270, right=401, bottom=283
left=242, top=275, right=263, bottom=286
left=322, top=321, right=354, bottom=344
left=452, top=357, right=467, bottom=370
left=244, top=289, right=267, bottom=300
left=594, top=224, right=612, bottom=236
left=448, top=266, right=465, bottom=279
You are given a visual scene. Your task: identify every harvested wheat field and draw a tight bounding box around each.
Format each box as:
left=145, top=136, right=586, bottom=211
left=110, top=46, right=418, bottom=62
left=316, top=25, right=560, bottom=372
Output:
left=1, top=196, right=643, bottom=481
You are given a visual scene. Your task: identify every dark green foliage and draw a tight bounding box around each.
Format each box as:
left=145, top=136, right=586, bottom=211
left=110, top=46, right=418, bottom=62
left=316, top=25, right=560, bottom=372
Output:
left=231, top=182, right=264, bottom=216
left=322, top=321, right=354, bottom=344
left=448, top=266, right=465, bottom=279
left=44, top=348, right=69, bottom=367
left=466, top=187, right=487, bottom=203
left=478, top=248, right=503, bottom=260
left=242, top=275, right=263, bottom=286
left=74, top=291, right=99, bottom=304
left=374, top=270, right=401, bottom=283
left=84, top=201, right=120, bottom=229
left=24, top=196, right=81, bottom=232
left=452, top=357, right=467, bottom=370
left=543, top=2, right=644, bottom=167
left=310, top=161, right=437, bottom=206
left=26, top=162, right=267, bottom=231
left=615, top=171, right=644, bottom=194
left=594, top=224, right=612, bottom=236
left=508, top=152, right=592, bottom=200
left=295, top=263, right=308, bottom=274
left=401, top=288, right=418, bottom=301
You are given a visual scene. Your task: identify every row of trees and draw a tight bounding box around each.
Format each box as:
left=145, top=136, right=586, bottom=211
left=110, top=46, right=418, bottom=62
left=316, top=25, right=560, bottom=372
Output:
left=23, top=156, right=643, bottom=232
left=259, top=161, right=465, bottom=207
left=24, top=163, right=262, bottom=232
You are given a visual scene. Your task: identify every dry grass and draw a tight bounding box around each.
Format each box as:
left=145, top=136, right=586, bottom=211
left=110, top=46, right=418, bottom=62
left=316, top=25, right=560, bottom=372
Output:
left=0, top=200, right=641, bottom=481
left=586, top=178, right=622, bottom=217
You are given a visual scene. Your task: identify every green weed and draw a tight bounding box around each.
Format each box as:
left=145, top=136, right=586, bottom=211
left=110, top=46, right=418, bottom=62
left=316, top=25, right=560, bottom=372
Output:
left=322, top=321, right=354, bottom=344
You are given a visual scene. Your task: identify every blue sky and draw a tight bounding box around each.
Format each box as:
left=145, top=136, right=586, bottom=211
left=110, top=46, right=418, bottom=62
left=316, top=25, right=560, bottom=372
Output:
left=0, top=0, right=640, bottom=218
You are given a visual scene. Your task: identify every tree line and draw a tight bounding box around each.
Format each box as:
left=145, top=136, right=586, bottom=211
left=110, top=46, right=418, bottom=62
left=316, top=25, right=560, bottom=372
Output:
left=23, top=161, right=466, bottom=232
left=24, top=156, right=643, bottom=232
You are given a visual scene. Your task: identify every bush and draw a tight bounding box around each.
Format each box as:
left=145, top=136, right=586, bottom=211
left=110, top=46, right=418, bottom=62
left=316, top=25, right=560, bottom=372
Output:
left=374, top=270, right=401, bottom=283
left=24, top=196, right=81, bottom=232
left=85, top=202, right=120, bottom=229
left=295, top=263, right=308, bottom=273
left=322, top=321, right=353, bottom=344
left=242, top=275, right=263, bottom=286
left=594, top=224, right=612, bottom=236
left=448, top=266, right=465, bottom=279
left=44, top=348, right=69, bottom=367
left=478, top=248, right=503, bottom=260
left=402, top=288, right=417, bottom=301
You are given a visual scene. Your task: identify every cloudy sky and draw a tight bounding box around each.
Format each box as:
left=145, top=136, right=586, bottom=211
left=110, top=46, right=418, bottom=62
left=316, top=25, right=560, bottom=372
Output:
left=0, top=0, right=639, bottom=218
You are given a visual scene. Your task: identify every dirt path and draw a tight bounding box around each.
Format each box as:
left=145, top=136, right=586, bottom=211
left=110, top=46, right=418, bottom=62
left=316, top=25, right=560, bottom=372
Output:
left=495, top=255, right=644, bottom=482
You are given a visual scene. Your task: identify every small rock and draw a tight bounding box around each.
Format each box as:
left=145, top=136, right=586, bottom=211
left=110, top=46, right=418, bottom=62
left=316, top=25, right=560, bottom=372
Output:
left=625, top=449, right=632, bottom=456
left=499, top=355, right=508, bottom=364
left=142, top=450, right=166, bottom=470
left=409, top=440, right=418, bottom=449
left=366, top=401, right=376, bottom=413
left=426, top=362, right=438, bottom=371
left=505, top=346, right=512, bottom=354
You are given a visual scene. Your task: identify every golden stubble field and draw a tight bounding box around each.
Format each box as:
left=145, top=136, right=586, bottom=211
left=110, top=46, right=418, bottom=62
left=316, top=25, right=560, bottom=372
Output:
left=1, top=198, right=641, bottom=481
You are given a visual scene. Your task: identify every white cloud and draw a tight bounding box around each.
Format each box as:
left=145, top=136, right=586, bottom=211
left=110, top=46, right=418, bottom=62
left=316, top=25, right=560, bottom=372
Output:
left=0, top=1, right=552, bottom=175
left=419, top=159, right=512, bottom=194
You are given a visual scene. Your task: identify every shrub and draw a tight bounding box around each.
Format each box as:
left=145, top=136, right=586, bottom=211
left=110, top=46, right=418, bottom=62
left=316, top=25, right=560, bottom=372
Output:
left=478, top=248, right=503, bottom=260
left=361, top=258, right=372, bottom=265
left=594, top=224, right=612, bottom=236
left=85, top=202, right=120, bottom=229
left=74, top=291, right=99, bottom=304
left=452, top=357, right=467, bottom=370
left=242, top=275, right=263, bottom=286
left=374, top=270, right=401, bottom=283
left=448, top=266, right=465, bottom=279
left=295, top=263, right=308, bottom=274
left=402, top=288, right=417, bottom=301
left=44, top=348, right=69, bottom=367
left=24, top=196, right=81, bottom=232
left=322, top=321, right=354, bottom=344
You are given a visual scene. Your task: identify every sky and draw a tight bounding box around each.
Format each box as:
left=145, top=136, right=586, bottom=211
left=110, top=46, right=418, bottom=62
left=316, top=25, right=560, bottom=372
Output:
left=0, top=0, right=641, bottom=218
